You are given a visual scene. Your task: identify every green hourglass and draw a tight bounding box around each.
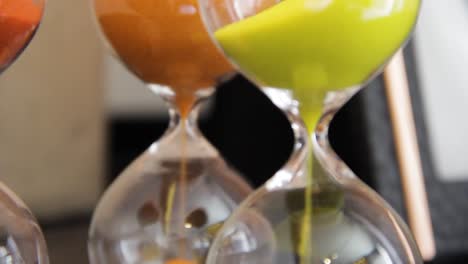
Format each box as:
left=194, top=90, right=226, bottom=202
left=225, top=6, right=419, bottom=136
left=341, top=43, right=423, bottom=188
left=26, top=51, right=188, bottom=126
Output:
left=199, top=0, right=423, bottom=263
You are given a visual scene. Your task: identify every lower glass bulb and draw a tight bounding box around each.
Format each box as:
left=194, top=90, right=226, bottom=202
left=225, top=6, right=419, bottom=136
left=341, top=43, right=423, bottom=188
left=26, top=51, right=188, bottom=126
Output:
left=0, top=183, right=48, bottom=263
left=206, top=90, right=421, bottom=264
left=207, top=182, right=420, bottom=264
left=88, top=115, right=252, bottom=263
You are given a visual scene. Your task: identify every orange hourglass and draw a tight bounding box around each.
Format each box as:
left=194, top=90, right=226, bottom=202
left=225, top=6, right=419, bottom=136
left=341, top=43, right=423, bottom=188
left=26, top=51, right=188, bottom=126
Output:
left=88, top=0, right=252, bottom=263
left=0, top=0, right=49, bottom=263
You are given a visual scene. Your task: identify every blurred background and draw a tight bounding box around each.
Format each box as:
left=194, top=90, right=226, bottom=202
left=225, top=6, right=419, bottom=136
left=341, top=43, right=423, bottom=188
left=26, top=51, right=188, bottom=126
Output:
left=0, top=0, right=467, bottom=263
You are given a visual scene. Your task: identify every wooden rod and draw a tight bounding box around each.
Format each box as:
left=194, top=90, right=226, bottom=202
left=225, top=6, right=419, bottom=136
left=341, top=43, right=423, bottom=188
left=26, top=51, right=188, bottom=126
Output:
left=383, top=50, right=436, bottom=261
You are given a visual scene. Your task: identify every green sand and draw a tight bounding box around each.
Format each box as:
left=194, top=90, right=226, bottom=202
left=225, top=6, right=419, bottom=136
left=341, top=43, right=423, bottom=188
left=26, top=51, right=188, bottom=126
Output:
left=215, top=0, right=420, bottom=127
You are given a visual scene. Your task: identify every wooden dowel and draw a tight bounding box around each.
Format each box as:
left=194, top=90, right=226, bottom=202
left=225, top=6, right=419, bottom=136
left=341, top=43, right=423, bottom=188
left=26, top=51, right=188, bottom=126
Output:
left=383, top=50, right=436, bottom=261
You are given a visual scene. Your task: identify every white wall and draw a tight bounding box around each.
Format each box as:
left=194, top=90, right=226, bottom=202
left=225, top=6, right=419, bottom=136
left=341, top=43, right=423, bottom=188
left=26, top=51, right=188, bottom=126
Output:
left=104, top=55, right=168, bottom=118
left=414, top=0, right=468, bottom=181
left=0, top=0, right=106, bottom=219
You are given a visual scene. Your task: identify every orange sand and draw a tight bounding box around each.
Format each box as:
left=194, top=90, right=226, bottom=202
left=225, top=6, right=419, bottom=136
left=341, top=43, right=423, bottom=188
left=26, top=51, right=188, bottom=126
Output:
left=0, top=0, right=42, bottom=70
left=165, top=259, right=196, bottom=264
left=94, top=0, right=233, bottom=116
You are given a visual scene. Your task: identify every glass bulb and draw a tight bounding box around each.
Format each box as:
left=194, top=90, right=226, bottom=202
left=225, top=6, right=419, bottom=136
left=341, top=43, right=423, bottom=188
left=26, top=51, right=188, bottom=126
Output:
left=0, top=0, right=44, bottom=73
left=88, top=0, right=252, bottom=262
left=199, top=0, right=421, bottom=128
left=89, top=104, right=252, bottom=263
left=206, top=88, right=422, bottom=264
left=0, top=183, right=48, bottom=263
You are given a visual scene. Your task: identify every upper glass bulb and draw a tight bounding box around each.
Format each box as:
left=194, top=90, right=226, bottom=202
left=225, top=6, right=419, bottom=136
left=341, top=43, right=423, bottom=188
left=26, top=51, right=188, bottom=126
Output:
left=93, top=0, right=234, bottom=115
left=199, top=0, right=420, bottom=125
left=0, top=0, right=44, bottom=73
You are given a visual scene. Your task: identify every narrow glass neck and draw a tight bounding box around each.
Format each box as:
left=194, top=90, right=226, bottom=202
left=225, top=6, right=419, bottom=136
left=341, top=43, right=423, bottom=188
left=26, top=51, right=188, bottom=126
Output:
left=163, top=91, right=208, bottom=134
left=264, top=86, right=359, bottom=190
left=312, top=87, right=361, bottom=180
left=148, top=83, right=213, bottom=133
left=154, top=94, right=219, bottom=162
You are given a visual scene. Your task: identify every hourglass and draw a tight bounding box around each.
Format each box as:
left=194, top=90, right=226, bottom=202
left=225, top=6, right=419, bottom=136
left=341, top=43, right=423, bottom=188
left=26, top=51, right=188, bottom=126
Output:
left=199, top=0, right=423, bottom=263
left=88, top=0, right=253, bottom=263
left=0, top=0, right=49, bottom=263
